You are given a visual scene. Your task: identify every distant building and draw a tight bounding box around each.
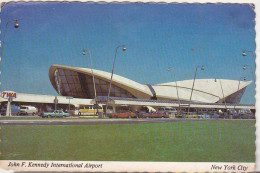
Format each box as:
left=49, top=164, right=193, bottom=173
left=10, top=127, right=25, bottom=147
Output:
left=49, top=64, right=252, bottom=104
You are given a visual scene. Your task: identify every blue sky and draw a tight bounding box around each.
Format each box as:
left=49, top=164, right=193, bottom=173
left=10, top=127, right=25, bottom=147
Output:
left=0, top=2, right=256, bottom=104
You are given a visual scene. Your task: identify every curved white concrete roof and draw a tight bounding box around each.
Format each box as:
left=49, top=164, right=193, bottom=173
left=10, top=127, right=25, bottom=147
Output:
left=156, top=79, right=252, bottom=103
left=49, top=65, right=252, bottom=103
left=49, top=65, right=153, bottom=99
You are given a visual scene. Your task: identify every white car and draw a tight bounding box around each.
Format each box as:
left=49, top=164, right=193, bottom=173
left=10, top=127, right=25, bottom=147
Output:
left=158, top=107, right=177, bottom=116
left=18, top=105, right=38, bottom=116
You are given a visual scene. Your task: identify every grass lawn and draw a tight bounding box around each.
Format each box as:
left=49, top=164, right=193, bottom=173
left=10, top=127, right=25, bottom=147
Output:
left=0, top=120, right=255, bottom=162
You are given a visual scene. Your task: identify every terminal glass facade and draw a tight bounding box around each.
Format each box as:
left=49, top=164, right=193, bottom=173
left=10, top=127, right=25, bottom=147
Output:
left=55, top=68, right=136, bottom=99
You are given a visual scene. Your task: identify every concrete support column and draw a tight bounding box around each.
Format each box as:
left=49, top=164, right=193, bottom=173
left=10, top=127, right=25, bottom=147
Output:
left=112, top=104, right=116, bottom=113
left=6, top=100, right=11, bottom=116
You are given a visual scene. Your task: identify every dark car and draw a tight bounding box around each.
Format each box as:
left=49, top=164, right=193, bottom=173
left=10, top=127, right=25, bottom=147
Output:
left=219, top=112, right=229, bottom=119
left=212, top=113, right=220, bottom=119
left=240, top=113, right=255, bottom=119
left=233, top=114, right=242, bottom=119
left=141, top=112, right=169, bottom=118
left=109, top=111, right=137, bottom=118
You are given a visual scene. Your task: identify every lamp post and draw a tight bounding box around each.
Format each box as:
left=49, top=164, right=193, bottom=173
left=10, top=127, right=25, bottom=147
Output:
left=0, top=19, right=19, bottom=117
left=214, top=78, right=227, bottom=112
left=237, top=76, right=247, bottom=93
left=234, top=76, right=246, bottom=110
left=82, top=49, right=98, bottom=115
left=242, top=50, right=255, bottom=82
left=187, top=65, right=204, bottom=115
left=105, top=45, right=126, bottom=117
left=0, top=19, right=19, bottom=92
left=243, top=65, right=255, bottom=82
left=168, top=67, right=181, bottom=116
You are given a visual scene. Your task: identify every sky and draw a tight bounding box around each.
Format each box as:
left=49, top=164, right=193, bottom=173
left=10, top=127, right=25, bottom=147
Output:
left=0, top=2, right=256, bottom=104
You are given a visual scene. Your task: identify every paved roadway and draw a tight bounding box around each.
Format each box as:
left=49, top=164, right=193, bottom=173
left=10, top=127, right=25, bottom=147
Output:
left=0, top=118, right=222, bottom=126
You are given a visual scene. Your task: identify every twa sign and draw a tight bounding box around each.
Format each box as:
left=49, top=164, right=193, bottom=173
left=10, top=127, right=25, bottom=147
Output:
left=1, top=91, right=17, bottom=99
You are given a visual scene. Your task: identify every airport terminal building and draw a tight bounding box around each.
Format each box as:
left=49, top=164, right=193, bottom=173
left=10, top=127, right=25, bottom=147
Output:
left=0, top=64, right=254, bottom=116
left=49, top=64, right=252, bottom=104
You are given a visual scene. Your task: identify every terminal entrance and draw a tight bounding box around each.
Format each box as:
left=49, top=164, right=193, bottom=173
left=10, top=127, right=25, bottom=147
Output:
left=0, top=94, right=255, bottom=119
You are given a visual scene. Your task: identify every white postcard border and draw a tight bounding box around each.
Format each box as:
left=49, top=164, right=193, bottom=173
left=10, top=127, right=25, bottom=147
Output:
left=0, top=160, right=256, bottom=172
left=0, top=0, right=259, bottom=172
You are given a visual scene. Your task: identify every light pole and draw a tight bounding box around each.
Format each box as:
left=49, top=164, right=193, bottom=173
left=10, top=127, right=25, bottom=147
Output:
left=168, top=67, right=181, bottom=116
left=237, top=76, right=247, bottom=93
left=82, top=49, right=98, bottom=115
left=0, top=19, right=19, bottom=117
left=105, top=45, right=126, bottom=117
left=242, top=50, right=255, bottom=82
left=66, top=96, right=73, bottom=112
left=234, top=76, right=246, bottom=110
left=0, top=19, right=19, bottom=86
left=243, top=65, right=255, bottom=82
left=214, top=78, right=227, bottom=113
left=187, top=65, right=204, bottom=115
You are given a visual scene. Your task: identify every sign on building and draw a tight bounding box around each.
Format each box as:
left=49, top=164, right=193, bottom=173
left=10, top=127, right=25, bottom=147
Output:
left=1, top=91, right=17, bottom=99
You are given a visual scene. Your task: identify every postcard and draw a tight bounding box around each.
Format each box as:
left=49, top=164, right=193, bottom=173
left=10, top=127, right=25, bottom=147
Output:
left=0, top=0, right=258, bottom=172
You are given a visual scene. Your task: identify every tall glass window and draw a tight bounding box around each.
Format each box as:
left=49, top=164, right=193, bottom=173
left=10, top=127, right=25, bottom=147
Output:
left=54, top=68, right=136, bottom=99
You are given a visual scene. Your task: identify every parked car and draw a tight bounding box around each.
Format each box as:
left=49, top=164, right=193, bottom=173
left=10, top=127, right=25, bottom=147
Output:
left=212, top=113, right=220, bottom=119
left=175, top=112, right=186, bottom=118
left=233, top=114, right=242, bottom=119
left=219, top=112, right=228, bottom=119
left=198, top=114, right=211, bottom=119
left=109, top=111, right=136, bottom=118
left=238, top=109, right=254, bottom=119
left=238, top=109, right=252, bottom=115
left=228, top=109, right=238, bottom=115
left=250, top=114, right=256, bottom=119
left=186, top=114, right=198, bottom=118
left=241, top=114, right=255, bottom=119
left=42, top=110, right=70, bottom=118
left=18, top=105, right=38, bottom=116
left=141, top=112, right=169, bottom=118
left=158, top=107, right=177, bottom=116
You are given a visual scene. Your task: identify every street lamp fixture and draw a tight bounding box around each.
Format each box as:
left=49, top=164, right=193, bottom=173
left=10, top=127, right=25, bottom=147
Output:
left=242, top=51, right=247, bottom=57
left=105, top=45, right=126, bottom=117
left=14, top=21, right=19, bottom=28
left=187, top=65, right=205, bottom=115
left=168, top=67, right=181, bottom=116
left=242, top=50, right=255, bottom=58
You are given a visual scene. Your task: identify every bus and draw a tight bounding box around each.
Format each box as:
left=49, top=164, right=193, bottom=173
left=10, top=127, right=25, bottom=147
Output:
left=76, top=104, right=103, bottom=116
